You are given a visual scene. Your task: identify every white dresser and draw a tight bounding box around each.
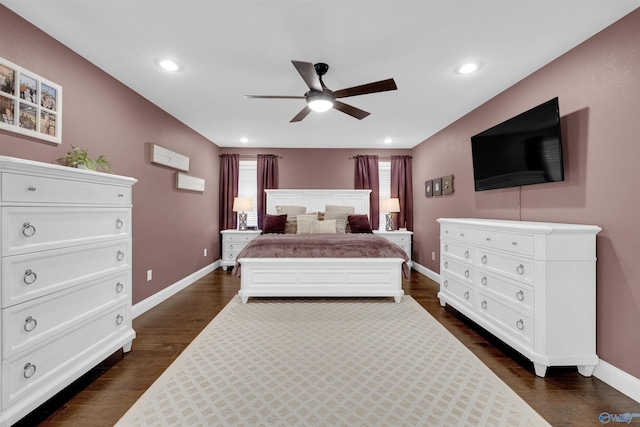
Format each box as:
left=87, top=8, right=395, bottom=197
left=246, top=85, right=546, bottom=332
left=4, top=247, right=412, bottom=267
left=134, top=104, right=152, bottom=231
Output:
left=220, top=229, right=262, bottom=269
left=438, top=218, right=601, bottom=377
left=0, top=156, right=136, bottom=426
left=373, top=230, right=413, bottom=265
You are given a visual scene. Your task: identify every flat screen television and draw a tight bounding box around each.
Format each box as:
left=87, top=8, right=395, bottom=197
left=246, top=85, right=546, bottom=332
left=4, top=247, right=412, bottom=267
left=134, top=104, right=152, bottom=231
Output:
left=471, top=97, right=564, bottom=191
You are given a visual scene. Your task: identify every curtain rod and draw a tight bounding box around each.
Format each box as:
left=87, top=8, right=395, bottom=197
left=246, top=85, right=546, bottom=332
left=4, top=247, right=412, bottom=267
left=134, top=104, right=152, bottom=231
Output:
left=348, top=156, right=412, bottom=160
left=219, top=154, right=283, bottom=159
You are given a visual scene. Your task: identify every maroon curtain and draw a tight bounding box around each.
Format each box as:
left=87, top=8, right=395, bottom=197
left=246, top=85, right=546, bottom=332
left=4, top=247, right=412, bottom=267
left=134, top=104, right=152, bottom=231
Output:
left=219, top=154, right=239, bottom=231
left=257, top=154, right=279, bottom=229
left=391, top=155, right=413, bottom=231
left=354, top=155, right=379, bottom=229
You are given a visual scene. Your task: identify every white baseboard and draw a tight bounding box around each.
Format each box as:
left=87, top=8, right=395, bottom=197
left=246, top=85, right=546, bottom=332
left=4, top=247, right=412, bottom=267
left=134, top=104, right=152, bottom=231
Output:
left=409, top=262, right=639, bottom=404
left=411, top=261, right=440, bottom=284
left=594, top=360, right=640, bottom=403
left=132, top=260, right=220, bottom=319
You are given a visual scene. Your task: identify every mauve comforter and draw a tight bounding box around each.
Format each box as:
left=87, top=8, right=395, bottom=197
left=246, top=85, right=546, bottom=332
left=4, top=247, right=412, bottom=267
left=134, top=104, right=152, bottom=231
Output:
left=232, top=234, right=410, bottom=279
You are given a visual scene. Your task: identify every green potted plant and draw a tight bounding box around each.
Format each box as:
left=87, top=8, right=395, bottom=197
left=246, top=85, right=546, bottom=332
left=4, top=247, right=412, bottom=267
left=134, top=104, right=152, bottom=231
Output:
left=57, top=145, right=113, bottom=172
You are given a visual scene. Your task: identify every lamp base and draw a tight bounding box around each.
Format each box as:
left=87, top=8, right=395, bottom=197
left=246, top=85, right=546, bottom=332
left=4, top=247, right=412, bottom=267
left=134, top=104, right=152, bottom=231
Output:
left=238, top=212, right=248, bottom=231
left=385, top=213, right=395, bottom=231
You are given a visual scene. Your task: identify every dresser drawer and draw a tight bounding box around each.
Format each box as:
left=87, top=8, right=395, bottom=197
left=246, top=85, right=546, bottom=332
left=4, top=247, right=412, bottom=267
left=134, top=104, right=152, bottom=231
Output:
left=222, top=242, right=248, bottom=254
left=2, top=207, right=130, bottom=256
left=2, top=240, right=131, bottom=308
left=476, top=270, right=533, bottom=313
left=441, top=225, right=475, bottom=243
left=473, top=229, right=501, bottom=250
left=477, top=248, right=533, bottom=284
left=441, top=256, right=474, bottom=283
left=440, top=274, right=474, bottom=310
left=500, top=233, right=534, bottom=256
left=2, top=303, right=130, bottom=409
left=441, top=240, right=473, bottom=263
left=222, top=232, right=260, bottom=243
left=1, top=173, right=132, bottom=205
left=2, top=272, right=129, bottom=358
left=477, top=292, right=533, bottom=347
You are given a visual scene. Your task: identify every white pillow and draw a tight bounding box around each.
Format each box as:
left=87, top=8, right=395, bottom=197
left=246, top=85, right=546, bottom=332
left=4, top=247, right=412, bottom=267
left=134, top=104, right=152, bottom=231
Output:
left=311, top=220, right=337, bottom=234
left=325, top=205, right=355, bottom=214
left=296, top=214, right=318, bottom=234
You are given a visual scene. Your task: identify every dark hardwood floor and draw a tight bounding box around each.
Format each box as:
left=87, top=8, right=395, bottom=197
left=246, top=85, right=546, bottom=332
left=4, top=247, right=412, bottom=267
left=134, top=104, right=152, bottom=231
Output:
left=16, top=269, right=640, bottom=426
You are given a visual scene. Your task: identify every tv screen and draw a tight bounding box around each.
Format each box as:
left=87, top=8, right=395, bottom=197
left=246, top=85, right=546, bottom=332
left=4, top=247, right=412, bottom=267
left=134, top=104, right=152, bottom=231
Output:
left=471, top=97, right=564, bottom=191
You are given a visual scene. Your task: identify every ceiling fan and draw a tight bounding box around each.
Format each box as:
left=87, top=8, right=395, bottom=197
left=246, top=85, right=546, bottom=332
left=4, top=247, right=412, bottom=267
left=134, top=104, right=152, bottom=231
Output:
left=245, top=61, right=397, bottom=122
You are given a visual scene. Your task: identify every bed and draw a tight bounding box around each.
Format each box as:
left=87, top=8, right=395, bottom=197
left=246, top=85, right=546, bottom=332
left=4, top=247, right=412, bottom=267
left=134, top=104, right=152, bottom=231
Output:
left=233, top=189, right=409, bottom=303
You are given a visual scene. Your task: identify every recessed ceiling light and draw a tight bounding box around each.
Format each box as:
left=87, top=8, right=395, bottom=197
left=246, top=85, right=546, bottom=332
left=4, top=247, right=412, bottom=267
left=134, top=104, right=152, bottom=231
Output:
left=155, top=58, right=182, bottom=72
left=455, top=62, right=482, bottom=75
left=383, top=138, right=393, bottom=144
left=240, top=137, right=249, bottom=143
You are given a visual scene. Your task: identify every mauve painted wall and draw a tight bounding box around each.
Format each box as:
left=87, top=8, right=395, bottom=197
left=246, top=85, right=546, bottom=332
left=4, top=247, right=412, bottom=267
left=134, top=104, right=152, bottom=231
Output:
left=411, top=10, right=640, bottom=377
left=0, top=7, right=221, bottom=304
left=219, top=148, right=412, bottom=189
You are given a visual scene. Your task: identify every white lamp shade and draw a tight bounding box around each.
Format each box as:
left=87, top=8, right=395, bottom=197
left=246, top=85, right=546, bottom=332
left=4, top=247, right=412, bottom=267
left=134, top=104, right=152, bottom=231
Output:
left=232, top=197, right=253, bottom=212
left=380, top=198, right=400, bottom=213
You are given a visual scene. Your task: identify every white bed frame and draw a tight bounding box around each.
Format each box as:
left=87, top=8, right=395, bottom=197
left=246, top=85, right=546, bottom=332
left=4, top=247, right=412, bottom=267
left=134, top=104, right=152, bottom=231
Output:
left=237, top=189, right=405, bottom=303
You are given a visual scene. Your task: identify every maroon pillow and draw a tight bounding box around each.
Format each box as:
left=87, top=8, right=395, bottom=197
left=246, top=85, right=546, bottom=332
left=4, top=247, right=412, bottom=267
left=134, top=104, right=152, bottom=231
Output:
left=263, top=214, right=288, bottom=234
left=347, top=214, right=373, bottom=234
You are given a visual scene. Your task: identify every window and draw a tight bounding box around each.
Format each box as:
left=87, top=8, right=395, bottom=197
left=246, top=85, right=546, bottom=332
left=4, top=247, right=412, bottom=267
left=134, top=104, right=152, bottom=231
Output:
left=238, top=160, right=258, bottom=227
left=378, top=161, right=391, bottom=230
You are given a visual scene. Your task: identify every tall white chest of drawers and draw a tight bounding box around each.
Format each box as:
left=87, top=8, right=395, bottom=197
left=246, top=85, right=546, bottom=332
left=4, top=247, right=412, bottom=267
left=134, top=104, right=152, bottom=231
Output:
left=438, top=218, right=601, bottom=377
left=0, top=156, right=136, bottom=426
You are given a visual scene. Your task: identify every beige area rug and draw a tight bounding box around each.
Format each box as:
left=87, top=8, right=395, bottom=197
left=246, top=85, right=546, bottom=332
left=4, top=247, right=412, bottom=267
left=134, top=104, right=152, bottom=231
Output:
left=116, top=296, right=550, bottom=427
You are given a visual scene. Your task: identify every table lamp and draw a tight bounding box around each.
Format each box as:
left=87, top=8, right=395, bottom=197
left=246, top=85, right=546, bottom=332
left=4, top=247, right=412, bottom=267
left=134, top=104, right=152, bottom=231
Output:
left=380, top=198, right=400, bottom=231
left=233, top=197, right=253, bottom=231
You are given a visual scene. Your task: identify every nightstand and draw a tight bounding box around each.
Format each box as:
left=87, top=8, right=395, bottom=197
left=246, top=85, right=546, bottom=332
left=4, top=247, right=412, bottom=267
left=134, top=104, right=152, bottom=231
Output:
left=373, top=229, right=413, bottom=265
left=221, top=229, right=262, bottom=269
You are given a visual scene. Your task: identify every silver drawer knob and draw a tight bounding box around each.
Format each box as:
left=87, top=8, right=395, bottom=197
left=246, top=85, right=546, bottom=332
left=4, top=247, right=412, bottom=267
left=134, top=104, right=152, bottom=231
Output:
left=116, top=314, right=124, bottom=326
left=28, top=186, right=37, bottom=192
left=24, top=316, right=38, bottom=332
left=116, top=218, right=124, bottom=229
left=516, top=290, right=524, bottom=301
left=464, top=291, right=470, bottom=300
left=116, top=282, right=124, bottom=293
left=481, top=300, right=487, bottom=309
left=464, top=270, right=470, bottom=278
left=23, top=363, right=37, bottom=379
left=481, top=255, right=487, bottom=264
left=444, top=244, right=448, bottom=252
left=516, top=264, right=524, bottom=275
left=444, top=261, right=448, bottom=269
left=481, top=276, right=488, bottom=286
left=229, top=244, right=234, bottom=250
left=512, top=241, right=518, bottom=246
left=116, top=251, right=125, bottom=261
left=23, top=269, right=37, bottom=285
left=516, top=319, right=524, bottom=331
left=22, top=222, right=36, bottom=237
left=443, top=280, right=448, bottom=288
left=464, top=250, right=469, bottom=259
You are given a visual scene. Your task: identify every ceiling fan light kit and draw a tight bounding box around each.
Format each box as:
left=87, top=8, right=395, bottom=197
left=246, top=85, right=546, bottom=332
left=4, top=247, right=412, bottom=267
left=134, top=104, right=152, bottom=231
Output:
left=246, top=60, right=397, bottom=122
left=306, top=92, right=334, bottom=112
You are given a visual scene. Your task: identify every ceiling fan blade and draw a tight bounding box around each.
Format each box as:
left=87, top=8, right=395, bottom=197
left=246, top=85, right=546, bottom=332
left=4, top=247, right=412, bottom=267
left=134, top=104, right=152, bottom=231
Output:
left=291, top=60, right=323, bottom=92
left=245, top=95, right=304, bottom=99
left=290, top=106, right=312, bottom=122
left=333, top=101, right=370, bottom=120
left=333, top=78, right=397, bottom=99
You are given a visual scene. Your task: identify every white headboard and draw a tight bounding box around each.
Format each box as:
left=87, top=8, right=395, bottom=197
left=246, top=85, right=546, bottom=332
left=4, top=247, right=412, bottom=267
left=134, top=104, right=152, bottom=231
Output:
left=265, top=189, right=371, bottom=216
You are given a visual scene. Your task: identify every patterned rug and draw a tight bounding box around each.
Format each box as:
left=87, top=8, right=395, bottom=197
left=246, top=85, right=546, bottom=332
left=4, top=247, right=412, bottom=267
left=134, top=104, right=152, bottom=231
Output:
left=116, top=296, right=550, bottom=426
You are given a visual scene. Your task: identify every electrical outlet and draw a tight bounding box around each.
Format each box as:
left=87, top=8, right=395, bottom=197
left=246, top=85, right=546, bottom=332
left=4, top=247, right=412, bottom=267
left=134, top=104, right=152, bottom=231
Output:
left=204, top=248, right=207, bottom=257
left=147, top=269, right=152, bottom=281
left=432, top=252, right=436, bottom=261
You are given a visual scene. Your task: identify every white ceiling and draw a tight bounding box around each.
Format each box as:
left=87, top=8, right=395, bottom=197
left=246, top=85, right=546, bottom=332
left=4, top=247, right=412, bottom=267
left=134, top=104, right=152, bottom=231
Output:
left=2, top=1, right=638, bottom=149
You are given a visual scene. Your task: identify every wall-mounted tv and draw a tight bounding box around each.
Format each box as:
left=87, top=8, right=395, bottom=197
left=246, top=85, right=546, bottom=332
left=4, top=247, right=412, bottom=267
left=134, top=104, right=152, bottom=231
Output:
left=471, top=97, right=564, bottom=191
